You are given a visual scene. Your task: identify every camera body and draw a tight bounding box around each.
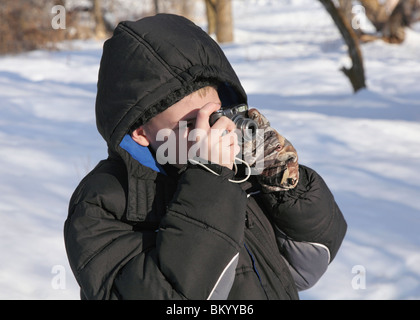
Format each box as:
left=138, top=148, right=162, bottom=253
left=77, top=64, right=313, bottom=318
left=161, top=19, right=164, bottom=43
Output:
left=209, top=104, right=257, bottom=141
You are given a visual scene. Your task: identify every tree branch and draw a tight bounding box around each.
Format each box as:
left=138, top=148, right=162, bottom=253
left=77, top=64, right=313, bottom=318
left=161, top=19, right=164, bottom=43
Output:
left=319, top=0, right=367, bottom=92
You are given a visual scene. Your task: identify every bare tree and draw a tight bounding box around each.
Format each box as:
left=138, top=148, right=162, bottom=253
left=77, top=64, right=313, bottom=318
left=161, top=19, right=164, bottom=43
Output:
left=93, top=0, right=107, bottom=39
left=205, top=0, right=233, bottom=43
left=154, top=0, right=160, bottom=14
left=319, top=0, right=367, bottom=92
left=180, top=0, right=195, bottom=21
left=356, top=0, right=420, bottom=43
left=338, top=0, right=353, bottom=23
left=0, top=0, right=72, bottom=54
left=155, top=0, right=196, bottom=19
left=206, top=0, right=217, bottom=35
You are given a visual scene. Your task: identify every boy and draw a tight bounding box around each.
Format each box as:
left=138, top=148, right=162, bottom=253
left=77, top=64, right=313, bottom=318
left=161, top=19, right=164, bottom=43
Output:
left=64, top=14, right=346, bottom=299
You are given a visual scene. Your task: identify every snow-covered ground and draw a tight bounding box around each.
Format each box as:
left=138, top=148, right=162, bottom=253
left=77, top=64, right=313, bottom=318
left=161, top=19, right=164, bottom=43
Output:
left=1, top=0, right=419, bottom=299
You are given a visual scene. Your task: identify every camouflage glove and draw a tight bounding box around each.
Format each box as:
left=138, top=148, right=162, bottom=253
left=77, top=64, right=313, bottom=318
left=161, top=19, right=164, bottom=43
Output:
left=243, top=108, right=299, bottom=192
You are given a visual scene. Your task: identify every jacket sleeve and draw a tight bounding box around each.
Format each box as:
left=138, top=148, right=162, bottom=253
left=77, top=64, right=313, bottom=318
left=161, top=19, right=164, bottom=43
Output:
left=258, top=165, right=347, bottom=290
left=64, top=164, right=247, bottom=300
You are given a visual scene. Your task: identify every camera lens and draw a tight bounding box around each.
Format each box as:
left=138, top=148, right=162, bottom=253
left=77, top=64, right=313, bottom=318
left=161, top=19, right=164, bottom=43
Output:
left=232, top=116, right=257, bottom=141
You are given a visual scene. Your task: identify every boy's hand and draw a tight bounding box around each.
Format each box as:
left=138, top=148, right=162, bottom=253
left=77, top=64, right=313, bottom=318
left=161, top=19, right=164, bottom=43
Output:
left=192, top=102, right=240, bottom=170
left=243, top=108, right=299, bottom=192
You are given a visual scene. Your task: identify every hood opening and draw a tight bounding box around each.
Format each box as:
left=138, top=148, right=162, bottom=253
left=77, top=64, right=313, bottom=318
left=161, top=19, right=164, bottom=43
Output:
left=95, top=14, right=247, bottom=159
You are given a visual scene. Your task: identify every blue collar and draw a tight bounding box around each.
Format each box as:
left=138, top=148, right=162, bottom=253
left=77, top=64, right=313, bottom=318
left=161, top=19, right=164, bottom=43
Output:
left=120, top=134, right=166, bottom=175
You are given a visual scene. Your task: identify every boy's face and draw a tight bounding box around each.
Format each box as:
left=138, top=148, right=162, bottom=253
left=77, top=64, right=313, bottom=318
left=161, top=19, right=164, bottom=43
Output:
left=132, top=86, right=239, bottom=169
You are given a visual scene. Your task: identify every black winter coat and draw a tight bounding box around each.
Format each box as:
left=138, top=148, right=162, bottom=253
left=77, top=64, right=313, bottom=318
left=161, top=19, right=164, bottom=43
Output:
left=64, top=14, right=347, bottom=300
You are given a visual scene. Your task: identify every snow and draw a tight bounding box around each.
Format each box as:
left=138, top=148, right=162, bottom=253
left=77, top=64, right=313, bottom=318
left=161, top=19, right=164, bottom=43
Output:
left=1, top=0, right=419, bottom=299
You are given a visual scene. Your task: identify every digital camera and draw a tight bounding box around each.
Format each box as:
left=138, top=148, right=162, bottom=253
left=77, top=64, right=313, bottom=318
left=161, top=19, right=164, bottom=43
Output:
left=209, top=104, right=257, bottom=141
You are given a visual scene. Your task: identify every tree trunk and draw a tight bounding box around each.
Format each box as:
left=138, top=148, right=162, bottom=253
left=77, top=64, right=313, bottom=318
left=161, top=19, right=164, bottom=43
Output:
left=154, top=0, right=160, bottom=14
left=205, top=0, right=217, bottom=35
left=319, top=0, right=366, bottom=92
left=205, top=0, right=233, bottom=43
left=93, top=0, right=107, bottom=39
left=381, top=0, right=420, bottom=43
left=215, top=0, right=233, bottom=43
left=359, top=0, right=392, bottom=30
left=358, top=0, right=419, bottom=43
left=338, top=0, right=353, bottom=23
left=181, top=0, right=195, bottom=21
left=382, top=1, right=406, bottom=43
